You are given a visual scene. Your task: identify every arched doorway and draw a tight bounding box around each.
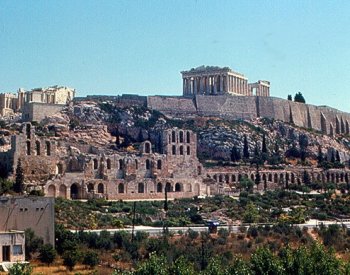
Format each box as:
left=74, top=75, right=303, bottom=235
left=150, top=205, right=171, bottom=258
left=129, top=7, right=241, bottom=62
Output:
left=157, top=182, right=162, bottom=193
left=59, top=185, right=67, bottom=198
left=87, top=183, right=94, bottom=193
left=165, top=182, right=172, bottom=192
left=98, top=183, right=104, bottom=194
left=175, top=183, right=182, bottom=192
left=48, top=185, right=56, bottom=197
left=118, top=183, right=124, bottom=193
left=70, top=183, right=80, bottom=199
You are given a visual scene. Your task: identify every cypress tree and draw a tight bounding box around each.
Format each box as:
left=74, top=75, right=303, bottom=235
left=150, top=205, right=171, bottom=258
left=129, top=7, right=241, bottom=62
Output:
left=14, top=159, right=24, bottom=194
left=243, top=135, right=250, bottom=160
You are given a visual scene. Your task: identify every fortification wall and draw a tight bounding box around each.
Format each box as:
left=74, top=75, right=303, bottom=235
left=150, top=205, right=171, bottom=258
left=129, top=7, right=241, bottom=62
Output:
left=147, top=95, right=350, bottom=136
left=147, top=96, right=197, bottom=116
left=195, top=95, right=257, bottom=120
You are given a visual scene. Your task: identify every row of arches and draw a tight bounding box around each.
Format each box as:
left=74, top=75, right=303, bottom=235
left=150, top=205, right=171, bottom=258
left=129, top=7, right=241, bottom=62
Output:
left=47, top=180, right=195, bottom=199
left=26, top=140, right=51, bottom=156
left=210, top=171, right=350, bottom=185
left=172, top=145, right=191, bottom=156
left=92, top=158, right=164, bottom=171
left=169, top=130, right=191, bottom=144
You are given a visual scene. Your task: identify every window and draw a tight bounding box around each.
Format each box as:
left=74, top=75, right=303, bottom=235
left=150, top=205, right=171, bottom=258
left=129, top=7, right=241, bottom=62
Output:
left=46, top=141, right=51, bottom=156
left=119, top=159, right=123, bottom=170
left=172, top=145, right=176, bottom=155
left=36, top=140, right=40, bottom=155
left=145, top=142, right=151, bottom=153
left=186, top=131, right=191, bottom=143
left=157, top=160, right=162, bottom=169
left=93, top=159, right=98, bottom=170
left=13, top=245, right=23, bottom=255
left=146, top=159, right=151, bottom=170
left=107, top=159, right=111, bottom=169
left=179, top=131, right=184, bottom=143
left=26, top=141, right=31, bottom=155
left=97, top=183, right=104, bottom=193
left=138, top=182, right=145, bottom=193
left=118, top=183, right=124, bottom=193
left=179, top=146, right=184, bottom=155
left=171, top=131, right=176, bottom=143
left=187, top=146, right=191, bottom=155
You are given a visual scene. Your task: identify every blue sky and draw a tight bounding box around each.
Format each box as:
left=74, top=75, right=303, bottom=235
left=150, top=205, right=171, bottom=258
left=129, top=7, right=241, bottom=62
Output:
left=0, top=0, right=349, bottom=112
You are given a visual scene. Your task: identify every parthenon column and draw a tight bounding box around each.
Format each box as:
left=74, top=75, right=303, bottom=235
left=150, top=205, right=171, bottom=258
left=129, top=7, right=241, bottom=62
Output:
left=220, top=75, right=223, bottom=93
left=206, top=76, right=210, bottom=94
left=193, top=78, right=197, bottom=94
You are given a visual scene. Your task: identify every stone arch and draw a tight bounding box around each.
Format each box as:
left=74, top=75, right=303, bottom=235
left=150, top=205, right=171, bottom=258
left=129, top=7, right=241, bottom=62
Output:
left=106, top=159, right=111, bottom=169
left=157, top=182, right=162, bottom=193
left=291, top=173, right=295, bottom=184
left=138, top=182, right=145, bottom=193
left=59, top=185, right=67, bottom=198
left=26, top=141, right=31, bottom=155
left=187, top=183, right=192, bottom=192
left=171, top=131, right=176, bottom=143
left=118, top=183, right=124, bottom=193
left=87, top=183, right=94, bottom=193
left=179, top=145, right=184, bottom=155
left=274, top=174, right=278, bottom=183
left=172, top=145, right=176, bottom=155
left=157, top=159, right=162, bottom=169
left=46, top=141, right=51, bottom=156
left=70, top=183, right=80, bottom=199
left=268, top=174, right=272, bottom=182
left=175, top=183, right=182, bottom=192
left=179, top=131, right=184, bottom=143
left=93, top=159, right=98, bottom=170
left=97, top=183, right=104, bottom=193
left=186, top=131, right=191, bottom=143
left=144, top=141, right=151, bottom=154
left=48, top=185, right=56, bottom=197
left=187, top=146, right=191, bottom=155
left=35, top=140, right=41, bottom=155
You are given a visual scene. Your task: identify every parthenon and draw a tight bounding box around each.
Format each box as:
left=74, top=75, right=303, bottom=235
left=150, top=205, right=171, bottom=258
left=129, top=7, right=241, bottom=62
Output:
left=181, top=65, right=270, bottom=97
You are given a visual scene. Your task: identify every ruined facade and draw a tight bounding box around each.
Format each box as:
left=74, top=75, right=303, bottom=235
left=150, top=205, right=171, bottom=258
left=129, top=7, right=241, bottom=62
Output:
left=0, top=93, right=18, bottom=117
left=3, top=124, right=207, bottom=200
left=2, top=123, right=350, bottom=201
left=181, top=66, right=270, bottom=97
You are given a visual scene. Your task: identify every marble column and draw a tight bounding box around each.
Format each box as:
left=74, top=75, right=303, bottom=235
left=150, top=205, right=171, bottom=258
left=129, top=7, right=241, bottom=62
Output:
left=193, top=77, right=197, bottom=95
left=183, top=78, right=186, bottom=95
left=206, top=76, right=210, bottom=94
left=220, top=75, right=223, bottom=93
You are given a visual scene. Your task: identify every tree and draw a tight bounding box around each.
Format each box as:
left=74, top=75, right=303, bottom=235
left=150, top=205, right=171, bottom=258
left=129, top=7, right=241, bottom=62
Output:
left=82, top=250, right=99, bottom=269
left=230, top=145, right=241, bottom=162
left=251, top=247, right=284, bottom=274
left=63, top=250, right=81, bottom=271
left=243, top=135, right=250, bottom=161
left=14, top=159, right=24, bottom=194
left=294, top=92, right=306, bottom=103
left=261, top=134, right=268, bottom=161
left=39, top=244, right=56, bottom=266
left=243, top=202, right=259, bottom=223
left=8, top=263, right=32, bottom=275
left=317, top=146, right=324, bottom=164
left=25, top=229, right=43, bottom=260
left=287, top=95, right=292, bottom=101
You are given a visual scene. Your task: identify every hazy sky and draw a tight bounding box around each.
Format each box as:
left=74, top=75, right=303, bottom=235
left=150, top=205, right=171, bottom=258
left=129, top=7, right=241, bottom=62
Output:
left=1, top=1, right=349, bottom=112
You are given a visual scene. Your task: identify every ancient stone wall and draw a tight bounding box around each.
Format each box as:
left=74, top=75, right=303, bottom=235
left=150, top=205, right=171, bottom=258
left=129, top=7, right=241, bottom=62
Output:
left=22, top=102, right=66, bottom=122
left=147, top=95, right=350, bottom=136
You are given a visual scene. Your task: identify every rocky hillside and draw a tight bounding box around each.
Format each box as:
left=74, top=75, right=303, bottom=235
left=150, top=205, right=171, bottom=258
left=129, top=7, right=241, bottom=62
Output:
left=2, top=99, right=350, bottom=168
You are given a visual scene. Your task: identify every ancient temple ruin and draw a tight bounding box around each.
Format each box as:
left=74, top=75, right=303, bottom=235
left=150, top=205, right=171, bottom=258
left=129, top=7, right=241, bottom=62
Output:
left=181, top=65, right=270, bottom=97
